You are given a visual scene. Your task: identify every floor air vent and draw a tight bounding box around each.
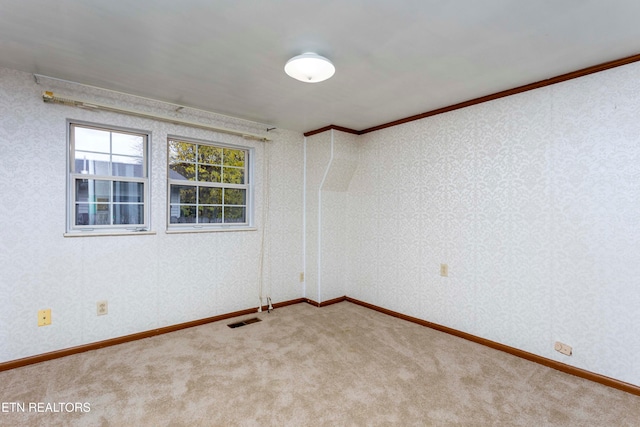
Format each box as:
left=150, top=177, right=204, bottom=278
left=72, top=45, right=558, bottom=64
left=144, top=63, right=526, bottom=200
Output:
left=227, top=317, right=262, bottom=328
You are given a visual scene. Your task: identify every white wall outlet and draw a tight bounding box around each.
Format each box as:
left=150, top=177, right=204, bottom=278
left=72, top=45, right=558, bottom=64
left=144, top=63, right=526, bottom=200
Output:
left=554, top=341, right=572, bottom=356
left=440, top=263, right=448, bottom=277
left=97, top=300, right=108, bottom=316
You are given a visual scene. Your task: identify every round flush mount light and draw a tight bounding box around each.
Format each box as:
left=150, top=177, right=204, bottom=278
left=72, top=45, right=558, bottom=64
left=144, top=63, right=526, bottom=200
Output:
left=284, top=52, right=335, bottom=83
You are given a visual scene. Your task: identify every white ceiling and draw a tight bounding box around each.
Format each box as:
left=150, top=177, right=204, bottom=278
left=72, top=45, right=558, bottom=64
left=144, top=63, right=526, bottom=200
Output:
left=1, top=0, right=640, bottom=133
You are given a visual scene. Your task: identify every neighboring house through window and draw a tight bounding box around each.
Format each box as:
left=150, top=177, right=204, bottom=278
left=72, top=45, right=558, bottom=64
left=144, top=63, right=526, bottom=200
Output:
left=167, top=137, right=253, bottom=230
left=67, top=122, right=150, bottom=234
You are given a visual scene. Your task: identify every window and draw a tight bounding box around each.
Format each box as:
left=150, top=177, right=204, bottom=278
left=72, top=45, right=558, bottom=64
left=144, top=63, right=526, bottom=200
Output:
left=167, top=137, right=253, bottom=230
left=68, top=122, right=150, bottom=233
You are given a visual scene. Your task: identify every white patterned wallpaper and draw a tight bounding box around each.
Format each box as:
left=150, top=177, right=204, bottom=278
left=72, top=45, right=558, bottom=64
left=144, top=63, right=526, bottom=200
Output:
left=304, top=132, right=331, bottom=303
left=0, top=67, right=304, bottom=363
left=345, top=62, right=640, bottom=387
left=2, top=59, right=639, bottom=389
left=305, top=131, right=359, bottom=304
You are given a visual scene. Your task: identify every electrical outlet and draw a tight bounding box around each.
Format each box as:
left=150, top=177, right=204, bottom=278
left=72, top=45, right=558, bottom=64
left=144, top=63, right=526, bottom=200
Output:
left=38, top=309, right=51, bottom=326
left=440, top=263, right=448, bottom=277
left=554, top=341, right=572, bottom=356
left=300, top=272, right=304, bottom=282
left=97, top=300, right=108, bottom=316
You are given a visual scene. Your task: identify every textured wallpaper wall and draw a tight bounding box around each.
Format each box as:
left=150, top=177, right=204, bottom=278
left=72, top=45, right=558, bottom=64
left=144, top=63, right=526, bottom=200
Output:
left=346, top=62, right=640, bottom=386
left=2, top=59, right=639, bottom=389
left=305, top=131, right=358, bottom=304
left=0, top=68, right=304, bottom=362
left=304, top=132, right=331, bottom=303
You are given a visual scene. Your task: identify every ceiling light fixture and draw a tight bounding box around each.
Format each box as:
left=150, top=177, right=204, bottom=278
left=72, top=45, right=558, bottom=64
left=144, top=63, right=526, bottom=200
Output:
left=284, top=52, right=335, bottom=83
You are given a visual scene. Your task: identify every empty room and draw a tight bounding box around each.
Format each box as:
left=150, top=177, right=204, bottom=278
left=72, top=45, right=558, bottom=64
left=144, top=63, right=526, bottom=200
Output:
left=1, top=1, right=640, bottom=425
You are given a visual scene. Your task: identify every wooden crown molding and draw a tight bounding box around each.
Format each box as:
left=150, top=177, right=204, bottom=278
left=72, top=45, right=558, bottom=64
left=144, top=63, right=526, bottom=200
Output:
left=303, top=125, right=360, bottom=137
left=303, top=52, right=640, bottom=138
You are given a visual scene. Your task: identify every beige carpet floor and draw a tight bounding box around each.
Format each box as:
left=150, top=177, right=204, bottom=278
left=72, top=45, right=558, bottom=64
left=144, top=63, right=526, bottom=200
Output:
left=1, top=301, right=639, bottom=426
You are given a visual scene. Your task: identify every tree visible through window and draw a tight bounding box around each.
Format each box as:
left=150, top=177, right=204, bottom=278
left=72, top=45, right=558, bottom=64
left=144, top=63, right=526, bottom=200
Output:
left=167, top=138, right=250, bottom=228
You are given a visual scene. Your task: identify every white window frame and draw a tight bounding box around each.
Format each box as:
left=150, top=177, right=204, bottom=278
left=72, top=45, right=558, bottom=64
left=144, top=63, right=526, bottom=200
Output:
left=66, top=120, right=151, bottom=235
left=166, top=136, right=254, bottom=232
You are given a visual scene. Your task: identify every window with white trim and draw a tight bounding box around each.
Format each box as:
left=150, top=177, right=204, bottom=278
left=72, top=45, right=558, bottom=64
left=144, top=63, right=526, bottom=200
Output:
left=167, top=137, right=253, bottom=229
left=68, top=122, right=150, bottom=233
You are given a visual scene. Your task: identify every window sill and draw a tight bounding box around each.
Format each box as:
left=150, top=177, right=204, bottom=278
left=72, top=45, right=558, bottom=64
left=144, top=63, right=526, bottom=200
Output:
left=63, top=231, right=157, bottom=238
left=165, top=227, right=257, bottom=234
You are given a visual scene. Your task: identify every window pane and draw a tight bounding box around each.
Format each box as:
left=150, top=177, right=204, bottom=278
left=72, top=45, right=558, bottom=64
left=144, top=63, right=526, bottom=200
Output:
left=222, top=167, right=244, bottom=184
left=198, top=165, right=222, bottom=182
left=170, top=185, right=196, bottom=204
left=75, top=205, right=90, bottom=225
left=112, top=155, right=144, bottom=177
left=198, top=145, right=222, bottom=165
left=76, top=179, right=110, bottom=202
left=75, top=151, right=110, bottom=175
left=169, top=205, right=196, bottom=223
left=74, top=127, right=110, bottom=153
left=113, top=204, right=144, bottom=225
left=223, top=148, right=245, bottom=167
left=198, top=206, right=222, bottom=223
left=166, top=138, right=250, bottom=229
left=113, top=181, right=144, bottom=203
left=199, top=187, right=222, bottom=205
left=70, top=124, right=149, bottom=232
left=112, top=133, right=144, bottom=156
left=169, top=140, right=196, bottom=163
left=224, top=188, right=246, bottom=205
left=169, top=204, right=180, bottom=222
left=169, top=162, right=196, bottom=180
left=224, top=207, right=246, bottom=223
left=75, top=203, right=110, bottom=225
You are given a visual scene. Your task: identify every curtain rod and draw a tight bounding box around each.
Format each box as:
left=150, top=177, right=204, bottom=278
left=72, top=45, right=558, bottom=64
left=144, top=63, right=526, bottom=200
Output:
left=42, top=91, right=271, bottom=142
left=34, top=73, right=274, bottom=130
